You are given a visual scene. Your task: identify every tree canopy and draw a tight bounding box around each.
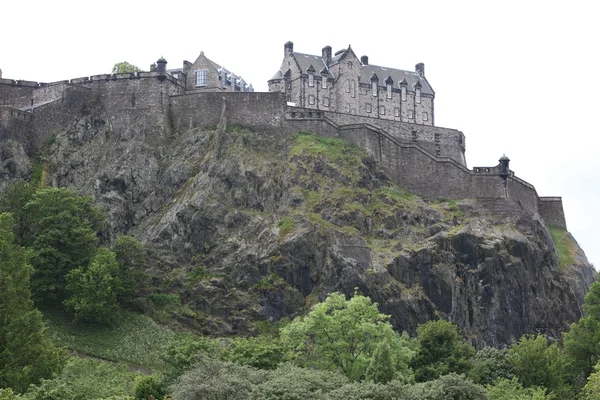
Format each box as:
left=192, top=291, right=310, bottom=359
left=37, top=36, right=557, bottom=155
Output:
left=112, top=62, right=141, bottom=75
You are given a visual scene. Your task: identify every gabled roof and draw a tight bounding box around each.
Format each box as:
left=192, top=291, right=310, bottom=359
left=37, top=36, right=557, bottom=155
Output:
left=292, top=52, right=331, bottom=76
left=359, top=64, right=434, bottom=95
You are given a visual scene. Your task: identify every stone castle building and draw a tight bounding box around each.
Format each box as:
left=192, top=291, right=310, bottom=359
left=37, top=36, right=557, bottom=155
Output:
left=0, top=45, right=567, bottom=230
left=268, top=42, right=433, bottom=126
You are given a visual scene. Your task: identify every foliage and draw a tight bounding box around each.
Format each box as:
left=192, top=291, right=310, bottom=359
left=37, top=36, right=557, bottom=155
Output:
left=365, top=338, right=395, bottom=384
left=280, top=292, right=415, bottom=381
left=547, top=224, right=576, bottom=269
left=0, top=180, right=36, bottom=243
left=112, top=62, right=141, bottom=74
left=410, top=319, right=475, bottom=382
left=581, top=362, right=600, bottom=400
left=160, top=334, right=220, bottom=383
left=584, top=280, right=600, bottom=319
left=23, top=357, right=140, bottom=400
left=112, top=235, right=147, bottom=306
left=170, top=355, right=266, bottom=400
left=486, top=378, right=549, bottom=400
left=564, top=316, right=600, bottom=383
left=469, top=346, right=514, bottom=385
left=225, top=336, right=284, bottom=370
left=507, top=334, right=570, bottom=396
left=0, top=213, right=66, bottom=393
left=249, top=363, right=349, bottom=400
left=134, top=376, right=165, bottom=400
left=278, top=217, right=297, bottom=238
left=24, top=188, right=104, bottom=301
left=65, top=248, right=123, bottom=323
left=46, top=310, right=175, bottom=370
left=403, top=373, right=488, bottom=400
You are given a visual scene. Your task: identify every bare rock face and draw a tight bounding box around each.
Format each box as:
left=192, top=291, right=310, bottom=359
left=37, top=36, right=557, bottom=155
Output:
left=0, top=139, right=31, bottom=189
left=39, top=107, right=596, bottom=345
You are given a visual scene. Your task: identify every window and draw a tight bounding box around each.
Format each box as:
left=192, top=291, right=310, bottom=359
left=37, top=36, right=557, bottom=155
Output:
left=372, top=81, right=377, bottom=96
left=394, top=108, right=400, bottom=117
left=379, top=105, right=385, bottom=115
left=422, top=112, right=428, bottom=121
left=386, top=83, right=392, bottom=99
left=308, top=74, right=314, bottom=87
left=344, top=103, right=350, bottom=113
left=195, top=69, right=208, bottom=87
left=321, top=78, right=327, bottom=89
left=416, top=88, right=421, bottom=103
left=308, top=95, right=315, bottom=105
left=401, top=86, right=407, bottom=101
left=351, top=80, right=355, bottom=98
left=408, top=110, right=414, bottom=119
left=348, top=61, right=352, bottom=69
left=366, top=103, right=372, bottom=113
left=323, top=97, right=330, bottom=107
left=345, top=80, right=350, bottom=93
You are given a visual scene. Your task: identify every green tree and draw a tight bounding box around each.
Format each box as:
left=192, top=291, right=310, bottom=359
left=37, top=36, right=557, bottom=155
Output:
left=486, top=378, right=549, bottom=400
left=0, top=180, right=36, bottom=244
left=111, top=235, right=147, bottom=306
left=24, top=188, right=104, bottom=301
left=469, top=347, right=514, bottom=385
left=410, top=319, right=475, bottom=382
left=564, top=316, right=600, bottom=383
left=280, top=292, right=415, bottom=382
left=365, top=338, right=395, bottom=384
left=507, top=334, right=570, bottom=397
left=404, top=373, right=488, bottom=400
left=65, top=248, right=123, bottom=323
left=112, top=62, right=141, bottom=75
left=584, top=280, right=600, bottom=319
left=581, top=362, right=600, bottom=400
left=225, top=336, right=284, bottom=370
left=0, top=213, right=66, bottom=393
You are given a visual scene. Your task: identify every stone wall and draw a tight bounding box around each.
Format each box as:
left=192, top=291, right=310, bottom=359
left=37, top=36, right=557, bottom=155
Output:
left=539, top=197, right=567, bottom=229
left=0, top=79, right=37, bottom=107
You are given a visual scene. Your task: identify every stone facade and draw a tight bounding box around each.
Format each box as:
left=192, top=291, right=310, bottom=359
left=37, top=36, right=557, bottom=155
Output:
left=268, top=42, right=434, bottom=126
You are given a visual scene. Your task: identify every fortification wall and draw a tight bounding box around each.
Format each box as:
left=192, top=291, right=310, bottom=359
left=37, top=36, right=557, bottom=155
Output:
left=169, top=92, right=288, bottom=134
left=0, top=106, right=33, bottom=146
left=0, top=79, right=37, bottom=107
left=538, top=197, right=567, bottom=229
left=323, top=110, right=466, bottom=165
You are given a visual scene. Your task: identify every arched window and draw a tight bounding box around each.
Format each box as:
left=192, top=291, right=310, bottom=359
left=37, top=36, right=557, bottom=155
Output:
left=372, top=81, right=377, bottom=97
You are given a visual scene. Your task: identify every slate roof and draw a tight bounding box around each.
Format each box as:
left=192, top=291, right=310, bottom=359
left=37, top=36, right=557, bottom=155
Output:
left=293, top=52, right=331, bottom=76
left=360, top=64, right=434, bottom=95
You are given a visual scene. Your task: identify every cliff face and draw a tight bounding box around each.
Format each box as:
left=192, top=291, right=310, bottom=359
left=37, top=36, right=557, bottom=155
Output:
left=3, top=104, right=596, bottom=347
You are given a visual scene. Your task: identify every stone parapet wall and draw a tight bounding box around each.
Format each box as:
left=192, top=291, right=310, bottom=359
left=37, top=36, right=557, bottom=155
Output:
left=538, top=197, right=567, bottom=229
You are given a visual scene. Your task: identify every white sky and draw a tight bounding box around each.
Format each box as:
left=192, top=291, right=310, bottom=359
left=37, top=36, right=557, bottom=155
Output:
left=2, top=0, right=599, bottom=267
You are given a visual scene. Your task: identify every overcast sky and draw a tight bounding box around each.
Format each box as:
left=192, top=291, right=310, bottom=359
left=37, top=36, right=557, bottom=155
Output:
left=2, top=0, right=599, bottom=267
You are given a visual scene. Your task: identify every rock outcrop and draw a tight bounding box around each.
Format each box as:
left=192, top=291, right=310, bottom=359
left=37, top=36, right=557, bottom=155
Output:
left=3, top=105, right=596, bottom=347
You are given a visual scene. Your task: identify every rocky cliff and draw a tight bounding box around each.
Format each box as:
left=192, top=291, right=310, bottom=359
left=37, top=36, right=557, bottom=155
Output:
left=1, top=103, right=595, bottom=347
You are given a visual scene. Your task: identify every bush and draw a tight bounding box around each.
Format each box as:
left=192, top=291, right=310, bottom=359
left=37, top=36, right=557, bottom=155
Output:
left=134, top=376, right=165, bottom=400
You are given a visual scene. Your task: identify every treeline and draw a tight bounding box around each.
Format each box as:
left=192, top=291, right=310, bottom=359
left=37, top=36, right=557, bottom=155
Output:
left=0, top=182, right=148, bottom=393
left=2, top=182, right=600, bottom=399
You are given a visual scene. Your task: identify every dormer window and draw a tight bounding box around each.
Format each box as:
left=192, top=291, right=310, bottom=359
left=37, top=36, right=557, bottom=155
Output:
left=386, top=83, right=392, bottom=99
left=372, top=82, right=377, bottom=97
left=416, top=88, right=421, bottom=103
left=308, top=74, right=314, bottom=87
left=195, top=69, right=208, bottom=87
left=401, top=87, right=407, bottom=102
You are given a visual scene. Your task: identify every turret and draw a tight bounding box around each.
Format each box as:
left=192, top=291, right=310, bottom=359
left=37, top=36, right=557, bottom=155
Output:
left=499, top=154, right=510, bottom=179
left=156, top=57, right=167, bottom=81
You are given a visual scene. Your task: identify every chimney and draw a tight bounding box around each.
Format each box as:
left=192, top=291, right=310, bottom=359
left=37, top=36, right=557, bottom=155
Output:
left=415, top=62, right=425, bottom=78
left=361, top=55, right=369, bottom=65
left=322, top=46, right=332, bottom=65
left=284, top=41, right=294, bottom=56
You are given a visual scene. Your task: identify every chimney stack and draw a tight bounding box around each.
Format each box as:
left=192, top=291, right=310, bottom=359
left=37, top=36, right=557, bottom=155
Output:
left=361, top=55, right=369, bottom=65
left=322, top=46, right=332, bottom=65
left=415, top=62, right=425, bottom=78
left=284, top=41, right=294, bottom=56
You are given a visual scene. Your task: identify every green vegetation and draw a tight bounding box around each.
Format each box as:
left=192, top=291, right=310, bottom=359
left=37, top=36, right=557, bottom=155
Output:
left=112, top=62, right=141, bottom=75
left=46, top=311, right=175, bottom=370
left=0, top=213, right=66, bottom=393
left=548, top=224, right=576, bottom=269
left=277, top=216, right=297, bottom=238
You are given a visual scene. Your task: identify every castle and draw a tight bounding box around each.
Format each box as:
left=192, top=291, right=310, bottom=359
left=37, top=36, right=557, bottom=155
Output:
left=0, top=44, right=567, bottom=229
